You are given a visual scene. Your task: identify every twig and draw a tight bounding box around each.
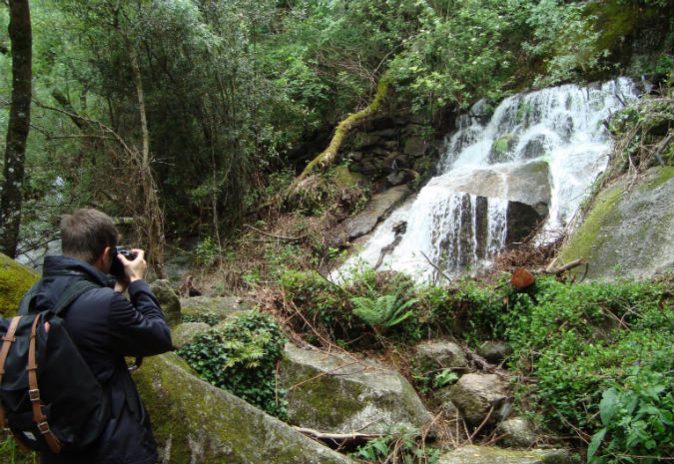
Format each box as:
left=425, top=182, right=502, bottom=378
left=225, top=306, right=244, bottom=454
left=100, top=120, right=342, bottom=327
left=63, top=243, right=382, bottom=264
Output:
left=467, top=405, right=494, bottom=443
left=420, top=251, right=453, bottom=283
left=545, top=258, right=586, bottom=276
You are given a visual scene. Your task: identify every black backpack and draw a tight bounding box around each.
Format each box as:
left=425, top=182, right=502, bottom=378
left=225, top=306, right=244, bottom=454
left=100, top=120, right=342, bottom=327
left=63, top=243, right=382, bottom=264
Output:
left=0, top=280, right=110, bottom=454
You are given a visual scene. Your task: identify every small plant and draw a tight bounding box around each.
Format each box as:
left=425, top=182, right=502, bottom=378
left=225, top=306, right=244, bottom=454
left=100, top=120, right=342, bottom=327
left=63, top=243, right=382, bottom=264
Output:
left=353, top=430, right=440, bottom=464
left=588, top=365, right=674, bottom=464
left=195, top=236, right=220, bottom=267
left=432, top=368, right=459, bottom=389
left=350, top=288, right=417, bottom=331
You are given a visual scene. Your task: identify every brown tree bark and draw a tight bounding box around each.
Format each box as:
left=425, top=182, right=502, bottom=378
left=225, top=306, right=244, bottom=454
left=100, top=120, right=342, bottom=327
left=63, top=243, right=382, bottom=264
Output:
left=0, top=0, right=32, bottom=258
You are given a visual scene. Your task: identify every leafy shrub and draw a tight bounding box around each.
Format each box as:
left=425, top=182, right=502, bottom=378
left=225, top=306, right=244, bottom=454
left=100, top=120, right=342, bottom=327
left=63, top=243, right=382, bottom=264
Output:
left=589, top=361, right=674, bottom=464
left=505, top=278, right=673, bottom=436
left=177, top=310, right=288, bottom=418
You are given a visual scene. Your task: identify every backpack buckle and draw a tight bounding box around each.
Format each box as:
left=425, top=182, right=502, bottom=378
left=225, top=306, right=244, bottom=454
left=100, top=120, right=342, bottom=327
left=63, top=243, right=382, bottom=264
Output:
left=37, top=421, right=51, bottom=435
left=28, top=389, right=40, bottom=402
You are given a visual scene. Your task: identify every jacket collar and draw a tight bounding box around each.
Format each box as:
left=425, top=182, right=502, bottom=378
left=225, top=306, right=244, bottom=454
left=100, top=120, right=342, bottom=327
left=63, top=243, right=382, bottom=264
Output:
left=43, top=255, right=114, bottom=287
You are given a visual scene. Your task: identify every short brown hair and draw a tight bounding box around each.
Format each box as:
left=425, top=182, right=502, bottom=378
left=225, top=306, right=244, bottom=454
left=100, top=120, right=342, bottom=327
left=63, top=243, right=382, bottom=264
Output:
left=60, top=209, right=119, bottom=264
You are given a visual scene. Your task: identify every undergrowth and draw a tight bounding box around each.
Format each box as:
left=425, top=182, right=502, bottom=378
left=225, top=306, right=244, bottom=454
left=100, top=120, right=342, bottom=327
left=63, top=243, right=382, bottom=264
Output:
left=280, top=266, right=674, bottom=462
left=177, top=310, right=288, bottom=419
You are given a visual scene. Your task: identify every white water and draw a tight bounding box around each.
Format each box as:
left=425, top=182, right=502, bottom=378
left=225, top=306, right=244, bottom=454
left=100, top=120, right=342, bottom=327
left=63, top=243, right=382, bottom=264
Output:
left=336, top=78, right=639, bottom=283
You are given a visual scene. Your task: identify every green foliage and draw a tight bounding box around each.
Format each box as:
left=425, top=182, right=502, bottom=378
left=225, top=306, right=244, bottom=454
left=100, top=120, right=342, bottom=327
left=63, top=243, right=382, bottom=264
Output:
left=350, top=288, right=417, bottom=330
left=588, top=365, right=674, bottom=464
left=0, top=434, right=37, bottom=464
left=353, top=429, right=440, bottom=464
left=432, top=368, right=459, bottom=389
left=194, top=236, right=221, bottom=267
left=505, top=277, right=674, bottom=438
left=177, top=310, right=288, bottom=418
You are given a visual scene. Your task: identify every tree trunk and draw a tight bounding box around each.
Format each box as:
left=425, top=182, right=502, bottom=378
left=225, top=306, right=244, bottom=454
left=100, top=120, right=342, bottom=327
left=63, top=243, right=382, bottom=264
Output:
left=0, top=0, right=32, bottom=258
left=297, top=78, right=389, bottom=180
left=128, top=43, right=165, bottom=277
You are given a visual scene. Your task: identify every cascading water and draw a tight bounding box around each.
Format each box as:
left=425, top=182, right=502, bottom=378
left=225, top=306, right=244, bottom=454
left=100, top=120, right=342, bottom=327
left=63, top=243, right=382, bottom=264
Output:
left=336, top=78, right=640, bottom=283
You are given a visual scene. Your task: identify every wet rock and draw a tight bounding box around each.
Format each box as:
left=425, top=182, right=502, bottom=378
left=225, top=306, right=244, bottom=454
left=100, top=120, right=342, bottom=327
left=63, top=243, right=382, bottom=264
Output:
left=477, top=341, right=513, bottom=364
left=448, top=373, right=510, bottom=426
left=438, top=446, right=572, bottom=464
left=134, top=353, right=354, bottom=464
left=506, top=202, right=546, bottom=245
left=519, top=134, right=549, bottom=160
left=335, top=185, right=410, bottom=242
left=280, top=344, right=432, bottom=434
left=171, top=322, right=211, bottom=349
left=415, top=340, right=469, bottom=370
left=496, top=417, right=538, bottom=448
left=150, top=279, right=181, bottom=327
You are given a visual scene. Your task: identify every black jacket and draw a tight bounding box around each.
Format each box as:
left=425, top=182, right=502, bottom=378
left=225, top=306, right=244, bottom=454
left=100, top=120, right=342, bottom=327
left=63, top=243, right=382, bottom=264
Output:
left=31, top=256, right=173, bottom=464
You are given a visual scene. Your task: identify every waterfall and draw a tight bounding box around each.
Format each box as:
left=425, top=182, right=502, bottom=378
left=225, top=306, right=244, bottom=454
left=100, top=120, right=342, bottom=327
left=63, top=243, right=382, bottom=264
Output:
left=336, top=78, right=640, bottom=283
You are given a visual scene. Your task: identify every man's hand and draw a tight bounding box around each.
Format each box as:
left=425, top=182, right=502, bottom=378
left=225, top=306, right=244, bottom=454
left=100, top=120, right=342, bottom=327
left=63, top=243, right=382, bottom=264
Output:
left=114, top=249, right=147, bottom=293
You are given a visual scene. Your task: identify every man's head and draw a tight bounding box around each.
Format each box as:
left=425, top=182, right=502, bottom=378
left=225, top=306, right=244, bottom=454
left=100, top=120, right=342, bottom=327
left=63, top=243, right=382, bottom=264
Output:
left=60, top=208, right=119, bottom=269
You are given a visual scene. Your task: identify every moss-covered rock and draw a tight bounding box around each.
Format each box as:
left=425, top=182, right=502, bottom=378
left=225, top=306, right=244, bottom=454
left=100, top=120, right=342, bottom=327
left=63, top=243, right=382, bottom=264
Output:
left=171, top=322, right=210, bottom=348
left=438, top=446, right=572, bottom=464
left=149, top=279, right=181, bottom=327
left=560, top=166, right=674, bottom=280
left=0, top=253, right=39, bottom=317
left=279, top=343, right=432, bottom=434
left=180, top=296, right=248, bottom=325
left=134, top=352, right=354, bottom=464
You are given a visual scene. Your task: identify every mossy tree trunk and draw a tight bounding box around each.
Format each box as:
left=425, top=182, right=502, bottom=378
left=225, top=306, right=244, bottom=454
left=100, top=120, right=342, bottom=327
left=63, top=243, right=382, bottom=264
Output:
left=297, top=79, right=389, bottom=181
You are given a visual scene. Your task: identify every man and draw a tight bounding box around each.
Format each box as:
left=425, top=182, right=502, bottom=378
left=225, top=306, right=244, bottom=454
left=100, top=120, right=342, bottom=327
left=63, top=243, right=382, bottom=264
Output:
left=26, top=208, right=172, bottom=464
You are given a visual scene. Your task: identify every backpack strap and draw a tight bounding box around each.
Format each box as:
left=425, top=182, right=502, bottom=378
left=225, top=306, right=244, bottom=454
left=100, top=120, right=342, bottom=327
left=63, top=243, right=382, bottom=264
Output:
left=19, top=279, right=100, bottom=317
left=18, top=284, right=39, bottom=316
left=27, top=314, right=62, bottom=454
left=51, top=280, right=100, bottom=316
left=0, top=316, right=23, bottom=428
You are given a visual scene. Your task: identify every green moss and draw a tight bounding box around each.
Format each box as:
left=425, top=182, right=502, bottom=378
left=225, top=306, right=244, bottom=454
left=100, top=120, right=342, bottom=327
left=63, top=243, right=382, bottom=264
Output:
left=135, top=353, right=350, bottom=464
left=0, top=253, right=39, bottom=317
left=560, top=185, right=624, bottom=264
left=332, top=165, right=364, bottom=188
left=646, top=166, right=674, bottom=190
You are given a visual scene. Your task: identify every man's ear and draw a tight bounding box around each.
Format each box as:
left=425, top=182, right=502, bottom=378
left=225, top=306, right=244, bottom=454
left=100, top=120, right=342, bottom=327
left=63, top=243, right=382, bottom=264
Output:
left=95, top=246, right=113, bottom=270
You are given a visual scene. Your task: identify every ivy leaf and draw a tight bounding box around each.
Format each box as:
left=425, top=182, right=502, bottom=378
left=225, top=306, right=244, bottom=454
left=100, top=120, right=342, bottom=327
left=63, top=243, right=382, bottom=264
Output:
left=599, top=388, right=619, bottom=425
left=587, top=427, right=607, bottom=462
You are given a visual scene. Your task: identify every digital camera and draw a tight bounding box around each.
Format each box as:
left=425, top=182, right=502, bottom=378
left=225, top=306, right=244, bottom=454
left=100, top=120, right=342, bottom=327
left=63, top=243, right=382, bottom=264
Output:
left=109, top=246, right=137, bottom=279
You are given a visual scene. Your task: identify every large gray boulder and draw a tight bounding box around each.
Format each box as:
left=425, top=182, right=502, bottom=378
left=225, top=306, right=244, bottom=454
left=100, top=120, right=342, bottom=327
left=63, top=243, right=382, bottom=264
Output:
left=134, top=353, right=354, bottom=464
left=335, top=185, right=411, bottom=242
left=280, top=344, right=432, bottom=434
left=560, top=166, right=674, bottom=280
left=446, top=160, right=551, bottom=213
left=180, top=296, right=248, bottom=324
left=438, top=446, right=572, bottom=464
left=448, top=373, right=510, bottom=426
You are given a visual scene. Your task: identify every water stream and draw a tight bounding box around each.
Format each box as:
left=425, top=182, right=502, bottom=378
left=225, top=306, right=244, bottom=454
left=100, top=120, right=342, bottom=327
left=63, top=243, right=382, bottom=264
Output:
left=337, top=78, right=639, bottom=283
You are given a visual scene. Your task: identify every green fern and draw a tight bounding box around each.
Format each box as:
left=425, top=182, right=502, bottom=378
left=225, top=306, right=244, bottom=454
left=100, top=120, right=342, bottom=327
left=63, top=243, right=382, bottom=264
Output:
left=351, top=289, right=417, bottom=329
